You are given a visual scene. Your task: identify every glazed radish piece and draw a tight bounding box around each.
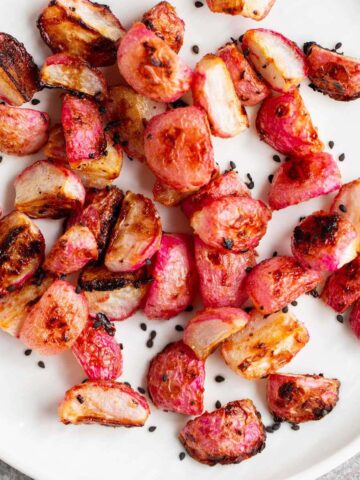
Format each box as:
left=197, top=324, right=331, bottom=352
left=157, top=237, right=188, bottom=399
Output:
left=304, top=42, right=360, bottom=101
left=62, top=94, right=106, bottom=167
left=0, top=33, right=40, bottom=106
left=182, top=170, right=249, bottom=219
left=58, top=381, right=150, bottom=426
left=245, top=256, right=322, bottom=315
left=194, top=236, right=256, bottom=308
left=217, top=42, right=270, bottom=106
left=206, top=0, right=275, bottom=20
left=14, top=160, right=85, bottom=219
left=192, top=54, right=249, bottom=138
left=0, top=272, right=53, bottom=337
left=331, top=179, right=360, bottom=250
left=321, top=255, right=360, bottom=313
left=72, top=318, right=122, bottom=380
left=44, top=225, right=98, bottom=275
left=267, top=373, right=340, bottom=423
left=144, top=106, right=214, bottom=193
left=256, top=90, right=324, bottom=156
left=105, top=192, right=162, bottom=273
left=37, top=0, right=125, bottom=67
left=0, top=105, right=50, bottom=156
left=106, top=85, right=166, bottom=162
left=143, top=234, right=196, bottom=320
left=44, top=124, right=67, bottom=163
left=269, top=152, right=341, bottom=210
left=292, top=211, right=357, bottom=272
left=0, top=212, right=45, bottom=295
left=179, top=399, right=266, bottom=466
left=221, top=310, right=309, bottom=379
left=152, top=180, right=190, bottom=207
left=142, top=1, right=185, bottom=53
left=40, top=53, right=107, bottom=100
left=350, top=300, right=360, bottom=339
left=79, top=264, right=151, bottom=321
left=190, top=196, right=271, bottom=253
left=117, top=22, right=192, bottom=103
left=242, top=29, right=307, bottom=92
left=147, top=341, right=205, bottom=415
left=183, top=307, right=249, bottom=360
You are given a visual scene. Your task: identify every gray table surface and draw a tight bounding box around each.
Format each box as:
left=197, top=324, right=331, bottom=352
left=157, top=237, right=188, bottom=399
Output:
left=1, top=454, right=360, bottom=480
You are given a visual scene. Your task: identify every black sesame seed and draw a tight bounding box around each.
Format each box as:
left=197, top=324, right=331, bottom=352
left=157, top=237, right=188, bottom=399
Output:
left=282, top=306, right=289, bottom=313
left=335, top=42, right=342, bottom=50
left=81, top=378, right=88, bottom=384
left=24, top=349, right=32, bottom=356
left=175, top=324, right=184, bottom=332
left=268, top=174, right=274, bottom=183
left=150, top=330, right=157, bottom=339
left=291, top=424, right=300, bottom=431
left=299, top=216, right=305, bottom=222
left=215, top=400, right=221, bottom=409
left=215, top=375, right=225, bottom=383
left=145, top=258, right=152, bottom=265
left=75, top=286, right=81, bottom=294
left=245, top=173, right=254, bottom=190
left=265, top=426, right=274, bottom=433
left=272, top=251, right=278, bottom=257
left=140, top=323, right=147, bottom=331
left=194, top=0, right=203, bottom=7
left=291, top=301, right=298, bottom=306
left=38, top=361, right=45, bottom=369
left=31, top=98, right=40, bottom=105
left=138, top=387, right=146, bottom=394
left=339, top=204, right=347, bottom=213
left=338, top=153, right=345, bottom=162
left=309, top=288, right=319, bottom=298
left=245, top=266, right=253, bottom=273
left=239, top=34, right=244, bottom=43
left=336, top=314, right=344, bottom=323
left=229, top=160, right=236, bottom=170
left=223, top=238, right=234, bottom=250
left=272, top=422, right=281, bottom=431
left=76, top=394, right=85, bottom=404
left=88, top=153, right=95, bottom=159
left=146, top=339, right=154, bottom=348
left=0, top=156, right=3, bottom=162
left=179, top=452, right=186, bottom=461
left=192, top=45, right=200, bottom=54
left=185, top=305, right=194, bottom=312
left=124, top=381, right=131, bottom=387
left=243, top=47, right=250, bottom=56
left=119, top=343, right=124, bottom=350
left=273, top=155, right=281, bottom=163
left=162, top=374, right=168, bottom=381
left=148, top=426, right=157, bottom=432
left=328, top=141, right=334, bottom=149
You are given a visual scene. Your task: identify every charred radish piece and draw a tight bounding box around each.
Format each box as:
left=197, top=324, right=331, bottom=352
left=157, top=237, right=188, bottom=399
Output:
left=194, top=236, right=256, bottom=308
left=79, top=264, right=151, bottom=321
left=117, top=22, right=192, bottom=103
left=0, top=105, right=49, bottom=156
left=106, top=85, right=166, bottom=162
left=59, top=381, right=150, bottom=426
left=62, top=94, right=106, bottom=167
left=269, top=152, right=341, bottom=210
left=331, top=179, right=360, bottom=250
left=44, top=225, right=98, bottom=275
left=221, top=310, right=309, bottom=379
left=350, top=300, right=360, bottom=339
left=218, top=42, right=270, bottom=106
left=183, top=307, right=249, bottom=360
left=190, top=195, right=271, bottom=253
left=321, top=255, right=360, bottom=313
left=206, top=0, right=275, bottom=20
left=179, top=399, right=266, bottom=466
left=0, top=32, right=40, bottom=106
left=242, top=29, right=307, bottom=92
left=143, top=233, right=196, bottom=320
left=304, top=42, right=360, bottom=101
left=142, top=1, right=185, bottom=53
left=267, top=373, right=340, bottom=423
left=292, top=211, right=357, bottom=272
left=152, top=180, right=190, bottom=207
left=40, top=53, right=107, bottom=100
left=192, top=54, right=249, bottom=138
left=105, top=192, right=161, bottom=272
left=37, top=0, right=125, bottom=67
left=144, top=106, right=214, bottom=193
left=147, top=341, right=205, bottom=415
left=0, top=212, right=45, bottom=295
left=14, top=160, right=85, bottom=219
left=72, top=319, right=122, bottom=380
left=20, top=280, right=88, bottom=355
left=245, top=256, right=322, bottom=314
left=256, top=90, right=324, bottom=156
left=44, top=124, right=67, bottom=163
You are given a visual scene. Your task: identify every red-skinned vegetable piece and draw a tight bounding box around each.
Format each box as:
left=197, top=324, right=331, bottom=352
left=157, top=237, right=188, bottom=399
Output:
left=206, top=0, right=276, bottom=20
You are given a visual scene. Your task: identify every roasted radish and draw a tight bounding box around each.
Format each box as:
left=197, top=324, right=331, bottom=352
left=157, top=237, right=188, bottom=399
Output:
left=37, top=0, right=125, bottom=67
left=267, top=373, right=340, bottom=423
left=221, top=310, right=309, bottom=379
left=79, top=264, right=151, bottom=321
left=0, top=32, right=40, bottom=106
left=192, top=54, right=249, bottom=138
left=143, top=234, right=196, bottom=320
left=304, top=42, right=360, bottom=101
left=292, top=211, right=357, bottom=272
left=117, top=22, right=192, bottom=103
left=105, top=192, right=161, bottom=272
left=44, top=124, right=67, bottom=163
left=0, top=104, right=49, bottom=156
left=206, top=0, right=275, bottom=20
left=14, top=160, right=85, bottom=219
left=147, top=341, right=205, bottom=415
left=59, top=381, right=150, bottom=426
left=256, top=90, right=324, bottom=156
left=144, top=106, right=214, bottom=192
left=218, top=42, right=270, bottom=106
left=194, top=236, right=256, bottom=307
left=269, top=152, right=341, bottom=210
left=245, top=256, right=322, bottom=314
left=0, top=212, right=45, bottom=295
left=350, top=300, right=360, bottom=339
left=20, top=280, right=88, bottom=355
left=179, top=399, right=266, bottom=466
left=152, top=180, right=190, bottom=207
left=331, top=179, right=360, bottom=250
left=40, top=53, right=107, bottom=100
left=142, top=1, right=185, bottom=53
left=183, top=307, right=249, bottom=360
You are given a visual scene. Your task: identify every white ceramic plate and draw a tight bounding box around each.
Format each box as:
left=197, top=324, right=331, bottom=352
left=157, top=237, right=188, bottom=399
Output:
left=1, top=1, right=360, bottom=479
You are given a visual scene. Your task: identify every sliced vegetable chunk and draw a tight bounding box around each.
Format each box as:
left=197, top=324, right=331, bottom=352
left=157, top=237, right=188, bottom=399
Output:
left=206, top=0, right=275, bottom=20
left=44, top=124, right=67, bottom=163
left=152, top=180, right=190, bottom=207
left=350, top=299, right=360, bottom=339
left=331, top=179, right=360, bottom=250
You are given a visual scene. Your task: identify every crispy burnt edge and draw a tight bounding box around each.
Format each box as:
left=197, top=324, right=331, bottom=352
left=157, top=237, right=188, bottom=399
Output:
left=78, top=265, right=153, bottom=292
